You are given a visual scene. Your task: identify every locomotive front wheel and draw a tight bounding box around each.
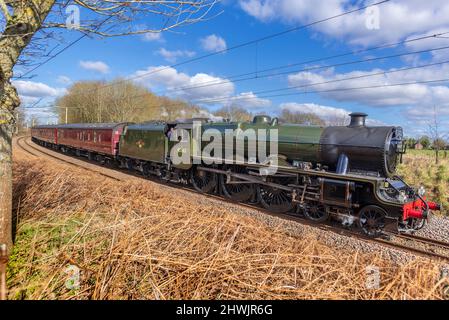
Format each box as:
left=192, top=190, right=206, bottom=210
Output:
left=401, top=218, right=426, bottom=232
left=301, top=203, right=329, bottom=222
left=358, top=205, right=387, bottom=237
left=257, top=177, right=294, bottom=213
left=191, top=168, right=217, bottom=194
left=220, top=165, right=255, bottom=202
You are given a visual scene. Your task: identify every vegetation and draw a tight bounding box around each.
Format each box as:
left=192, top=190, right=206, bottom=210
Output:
left=279, top=110, right=325, bottom=126
left=398, top=150, right=449, bottom=213
left=56, top=80, right=206, bottom=123
left=213, top=105, right=253, bottom=122
left=8, top=150, right=448, bottom=300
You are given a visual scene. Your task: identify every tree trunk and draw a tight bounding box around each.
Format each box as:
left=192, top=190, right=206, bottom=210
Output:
left=0, top=120, right=12, bottom=248
left=0, top=84, right=19, bottom=253
left=0, top=120, right=12, bottom=250
left=0, top=0, right=55, bottom=254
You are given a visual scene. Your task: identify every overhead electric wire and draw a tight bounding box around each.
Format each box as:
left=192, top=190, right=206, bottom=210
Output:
left=14, top=16, right=114, bottom=79
left=148, top=44, right=449, bottom=96
left=48, top=40, right=449, bottom=102
left=151, top=77, right=449, bottom=107
left=108, top=0, right=391, bottom=85
left=15, top=0, right=449, bottom=120
left=249, top=59, right=449, bottom=97
left=254, top=78, right=449, bottom=101
left=147, top=31, right=449, bottom=95
left=28, top=59, right=446, bottom=112
left=31, top=0, right=390, bottom=94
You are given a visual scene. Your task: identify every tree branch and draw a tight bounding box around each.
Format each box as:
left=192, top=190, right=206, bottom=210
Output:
left=0, top=0, right=11, bottom=21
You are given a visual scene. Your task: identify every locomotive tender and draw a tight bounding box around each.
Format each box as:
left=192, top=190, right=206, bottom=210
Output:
left=31, top=113, right=441, bottom=236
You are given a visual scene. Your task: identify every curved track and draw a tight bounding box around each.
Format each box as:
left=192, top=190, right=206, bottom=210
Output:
left=15, top=136, right=449, bottom=262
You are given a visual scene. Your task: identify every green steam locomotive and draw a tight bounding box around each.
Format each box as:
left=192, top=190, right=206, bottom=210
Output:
left=32, top=113, right=441, bottom=236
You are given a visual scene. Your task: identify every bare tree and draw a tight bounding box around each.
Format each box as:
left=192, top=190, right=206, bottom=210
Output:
left=0, top=0, right=219, bottom=254
left=56, top=79, right=204, bottom=123
left=428, top=105, right=448, bottom=164
left=280, top=109, right=325, bottom=126
left=214, top=105, right=252, bottom=122
left=327, top=114, right=349, bottom=126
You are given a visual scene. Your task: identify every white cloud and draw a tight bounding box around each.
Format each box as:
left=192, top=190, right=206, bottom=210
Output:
left=200, top=34, right=227, bottom=52
left=13, top=80, right=66, bottom=98
left=279, top=102, right=384, bottom=126
left=185, top=73, right=234, bottom=101
left=239, top=0, right=449, bottom=46
left=13, top=80, right=66, bottom=107
left=79, top=60, right=110, bottom=74
left=132, top=66, right=234, bottom=102
left=131, top=66, right=271, bottom=107
left=403, top=28, right=449, bottom=62
left=143, top=32, right=163, bottom=42
left=281, top=102, right=348, bottom=118
left=287, top=63, right=449, bottom=108
left=280, top=102, right=350, bottom=125
left=157, top=48, right=196, bottom=63
left=227, top=91, right=271, bottom=108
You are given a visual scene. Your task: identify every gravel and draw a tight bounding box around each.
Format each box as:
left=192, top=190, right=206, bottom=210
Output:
left=416, top=214, right=449, bottom=243
left=180, top=189, right=434, bottom=265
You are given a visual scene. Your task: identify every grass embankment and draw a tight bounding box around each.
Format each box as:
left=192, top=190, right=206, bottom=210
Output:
left=398, top=150, right=449, bottom=214
left=8, top=154, right=448, bottom=299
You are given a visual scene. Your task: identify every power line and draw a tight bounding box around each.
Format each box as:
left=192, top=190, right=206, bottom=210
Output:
left=163, top=73, right=449, bottom=105
left=134, top=57, right=449, bottom=106
left=44, top=0, right=390, bottom=95
left=255, top=78, right=449, bottom=101
left=14, top=16, right=114, bottom=79
left=148, top=44, right=449, bottom=96
left=52, top=41, right=449, bottom=103
left=251, top=59, right=449, bottom=97
left=148, top=31, right=449, bottom=95
left=123, top=0, right=391, bottom=81
left=147, top=77, right=449, bottom=107
left=14, top=35, right=87, bottom=79
left=28, top=59, right=449, bottom=113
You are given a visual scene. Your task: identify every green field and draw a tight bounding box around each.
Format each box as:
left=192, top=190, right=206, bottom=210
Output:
left=406, top=149, right=448, bottom=157
left=398, top=150, right=449, bottom=215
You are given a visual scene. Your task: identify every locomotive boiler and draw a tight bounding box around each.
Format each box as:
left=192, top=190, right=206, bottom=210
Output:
left=198, top=113, right=403, bottom=178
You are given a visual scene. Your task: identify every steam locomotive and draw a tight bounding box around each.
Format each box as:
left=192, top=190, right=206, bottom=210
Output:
left=31, top=112, right=441, bottom=236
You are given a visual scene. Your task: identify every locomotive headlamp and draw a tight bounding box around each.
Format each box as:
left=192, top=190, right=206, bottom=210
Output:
left=398, top=190, right=407, bottom=203
left=418, top=186, right=426, bottom=197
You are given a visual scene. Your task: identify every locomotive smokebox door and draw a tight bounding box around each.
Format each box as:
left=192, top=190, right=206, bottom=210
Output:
left=319, top=178, right=355, bottom=208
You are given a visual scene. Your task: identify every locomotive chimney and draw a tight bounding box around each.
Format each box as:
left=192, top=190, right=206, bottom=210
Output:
left=348, top=112, right=368, bottom=127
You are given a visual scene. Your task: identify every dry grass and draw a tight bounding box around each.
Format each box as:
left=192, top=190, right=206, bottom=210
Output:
left=398, top=152, right=449, bottom=214
left=7, top=154, right=449, bottom=300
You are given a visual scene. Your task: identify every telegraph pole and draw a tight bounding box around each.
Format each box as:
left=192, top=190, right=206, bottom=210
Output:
left=65, top=107, right=68, bottom=124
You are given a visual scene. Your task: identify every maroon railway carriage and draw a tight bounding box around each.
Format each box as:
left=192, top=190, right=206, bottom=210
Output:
left=31, top=125, right=58, bottom=145
left=56, top=123, right=127, bottom=158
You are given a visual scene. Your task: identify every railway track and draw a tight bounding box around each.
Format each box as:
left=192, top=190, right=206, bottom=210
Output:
left=15, top=136, right=449, bottom=262
left=16, top=136, right=123, bottom=181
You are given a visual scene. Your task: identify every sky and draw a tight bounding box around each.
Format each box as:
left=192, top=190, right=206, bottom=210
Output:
left=11, top=0, right=449, bottom=138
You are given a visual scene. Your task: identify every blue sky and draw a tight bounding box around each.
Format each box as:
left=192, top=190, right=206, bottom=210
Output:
left=11, top=0, right=449, bottom=138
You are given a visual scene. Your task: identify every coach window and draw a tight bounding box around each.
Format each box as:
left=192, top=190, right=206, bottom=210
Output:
left=94, top=132, right=97, bottom=143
